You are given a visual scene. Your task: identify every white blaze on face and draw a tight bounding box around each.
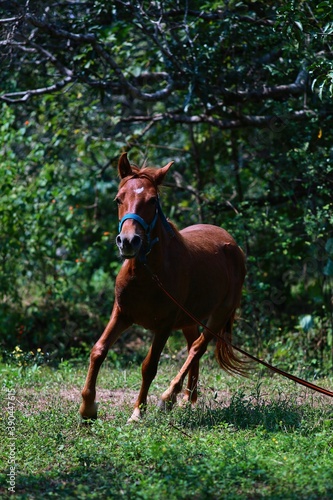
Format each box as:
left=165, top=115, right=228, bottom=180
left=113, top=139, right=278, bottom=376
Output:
left=134, top=186, right=144, bottom=194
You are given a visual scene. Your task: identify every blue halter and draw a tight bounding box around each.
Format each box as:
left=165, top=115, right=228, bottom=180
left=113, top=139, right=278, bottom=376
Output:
left=118, top=198, right=174, bottom=260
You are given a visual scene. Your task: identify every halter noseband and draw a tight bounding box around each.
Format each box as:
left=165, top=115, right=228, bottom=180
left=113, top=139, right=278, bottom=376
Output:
left=118, top=197, right=174, bottom=260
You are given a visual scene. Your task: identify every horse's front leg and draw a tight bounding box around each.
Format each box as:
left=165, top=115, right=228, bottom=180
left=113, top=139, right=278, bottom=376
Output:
left=80, top=303, right=131, bottom=420
left=128, top=330, right=170, bottom=423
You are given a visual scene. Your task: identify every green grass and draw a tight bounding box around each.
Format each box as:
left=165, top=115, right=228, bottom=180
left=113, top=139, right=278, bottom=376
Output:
left=1, top=352, right=333, bottom=499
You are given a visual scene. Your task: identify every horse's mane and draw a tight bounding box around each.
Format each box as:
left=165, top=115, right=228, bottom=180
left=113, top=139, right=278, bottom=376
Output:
left=119, top=165, right=159, bottom=189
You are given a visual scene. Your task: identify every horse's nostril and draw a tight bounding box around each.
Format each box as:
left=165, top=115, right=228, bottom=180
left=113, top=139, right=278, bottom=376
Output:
left=132, top=235, right=141, bottom=248
left=116, top=233, right=141, bottom=254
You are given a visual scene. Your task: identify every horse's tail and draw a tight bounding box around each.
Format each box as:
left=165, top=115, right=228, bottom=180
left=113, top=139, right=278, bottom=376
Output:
left=215, top=313, right=249, bottom=376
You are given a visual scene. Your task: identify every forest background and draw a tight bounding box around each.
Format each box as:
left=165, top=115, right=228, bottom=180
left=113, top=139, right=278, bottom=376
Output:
left=0, top=0, right=332, bottom=376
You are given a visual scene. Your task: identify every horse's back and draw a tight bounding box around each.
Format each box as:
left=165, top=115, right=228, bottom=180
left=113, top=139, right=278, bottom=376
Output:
left=180, top=224, right=244, bottom=265
left=181, top=223, right=236, bottom=246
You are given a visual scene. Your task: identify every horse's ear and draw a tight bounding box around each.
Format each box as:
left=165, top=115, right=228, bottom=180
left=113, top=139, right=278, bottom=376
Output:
left=118, top=152, right=132, bottom=179
left=155, top=161, right=174, bottom=185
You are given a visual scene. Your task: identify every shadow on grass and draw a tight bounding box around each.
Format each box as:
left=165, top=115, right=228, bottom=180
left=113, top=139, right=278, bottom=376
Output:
left=1, top=464, right=125, bottom=500
left=169, top=391, right=311, bottom=433
left=2, top=443, right=332, bottom=500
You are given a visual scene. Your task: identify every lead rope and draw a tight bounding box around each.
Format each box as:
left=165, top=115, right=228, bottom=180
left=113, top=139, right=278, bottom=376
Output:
left=145, top=265, right=333, bottom=398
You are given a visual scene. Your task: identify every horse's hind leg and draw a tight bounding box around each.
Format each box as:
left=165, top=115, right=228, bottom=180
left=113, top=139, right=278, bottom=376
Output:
left=182, top=325, right=200, bottom=404
left=160, top=328, right=213, bottom=409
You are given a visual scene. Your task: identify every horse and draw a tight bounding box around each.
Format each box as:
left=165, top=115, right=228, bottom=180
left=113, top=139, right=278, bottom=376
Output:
left=80, top=152, right=247, bottom=423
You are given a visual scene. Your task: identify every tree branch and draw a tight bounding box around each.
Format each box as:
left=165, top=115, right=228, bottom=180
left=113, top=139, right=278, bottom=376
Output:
left=0, top=76, right=73, bottom=103
left=119, top=109, right=323, bottom=130
left=217, top=69, right=309, bottom=104
left=162, top=8, right=275, bottom=26
left=29, top=40, right=73, bottom=78
left=90, top=41, right=174, bottom=102
left=23, top=13, right=174, bottom=102
left=0, top=17, right=20, bottom=24
left=1, top=11, right=174, bottom=103
left=0, top=4, right=327, bottom=116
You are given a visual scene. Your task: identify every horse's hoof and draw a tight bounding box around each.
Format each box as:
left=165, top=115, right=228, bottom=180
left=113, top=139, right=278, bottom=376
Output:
left=127, top=408, right=142, bottom=424
left=80, top=416, right=96, bottom=426
left=126, top=415, right=141, bottom=424
left=178, top=399, right=191, bottom=409
left=79, top=402, right=99, bottom=423
left=158, top=398, right=175, bottom=412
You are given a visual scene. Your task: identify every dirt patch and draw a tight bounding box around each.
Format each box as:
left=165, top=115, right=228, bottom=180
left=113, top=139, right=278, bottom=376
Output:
left=60, top=387, right=139, bottom=407
left=9, top=378, right=333, bottom=422
left=13, top=386, right=138, bottom=417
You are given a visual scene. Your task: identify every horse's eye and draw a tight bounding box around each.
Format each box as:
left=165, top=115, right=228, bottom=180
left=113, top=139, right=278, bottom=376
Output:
left=149, top=197, right=157, bottom=205
left=115, top=197, right=122, bottom=205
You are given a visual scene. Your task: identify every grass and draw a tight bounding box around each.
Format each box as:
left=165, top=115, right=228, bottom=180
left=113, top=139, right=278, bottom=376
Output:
left=1, top=349, right=333, bottom=499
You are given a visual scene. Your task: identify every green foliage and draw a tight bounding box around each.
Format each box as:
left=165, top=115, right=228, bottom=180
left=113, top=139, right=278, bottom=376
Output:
left=0, top=0, right=332, bottom=373
left=0, top=101, right=120, bottom=354
left=2, top=345, right=46, bottom=369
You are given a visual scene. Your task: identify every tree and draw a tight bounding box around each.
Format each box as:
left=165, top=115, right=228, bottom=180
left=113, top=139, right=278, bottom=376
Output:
left=0, top=0, right=332, bottom=372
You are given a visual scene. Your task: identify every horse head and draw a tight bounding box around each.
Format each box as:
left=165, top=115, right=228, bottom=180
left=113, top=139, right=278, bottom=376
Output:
left=115, top=153, right=173, bottom=259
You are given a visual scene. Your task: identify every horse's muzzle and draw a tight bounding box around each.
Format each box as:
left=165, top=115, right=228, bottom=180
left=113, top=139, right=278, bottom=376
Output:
left=116, top=232, right=142, bottom=259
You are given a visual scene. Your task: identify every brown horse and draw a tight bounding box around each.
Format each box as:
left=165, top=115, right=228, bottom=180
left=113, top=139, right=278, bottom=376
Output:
left=80, top=153, right=246, bottom=422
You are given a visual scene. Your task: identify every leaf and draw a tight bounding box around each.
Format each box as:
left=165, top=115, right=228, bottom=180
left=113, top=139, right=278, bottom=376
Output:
left=328, top=329, right=333, bottom=348
left=323, top=258, right=333, bottom=277
left=299, top=315, right=313, bottom=332
left=294, top=21, right=303, bottom=32
left=325, top=238, right=333, bottom=256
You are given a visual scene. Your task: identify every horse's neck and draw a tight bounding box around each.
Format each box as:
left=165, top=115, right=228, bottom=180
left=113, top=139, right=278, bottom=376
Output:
left=131, top=220, right=175, bottom=270
left=119, top=223, right=185, bottom=297
left=145, top=221, right=183, bottom=273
